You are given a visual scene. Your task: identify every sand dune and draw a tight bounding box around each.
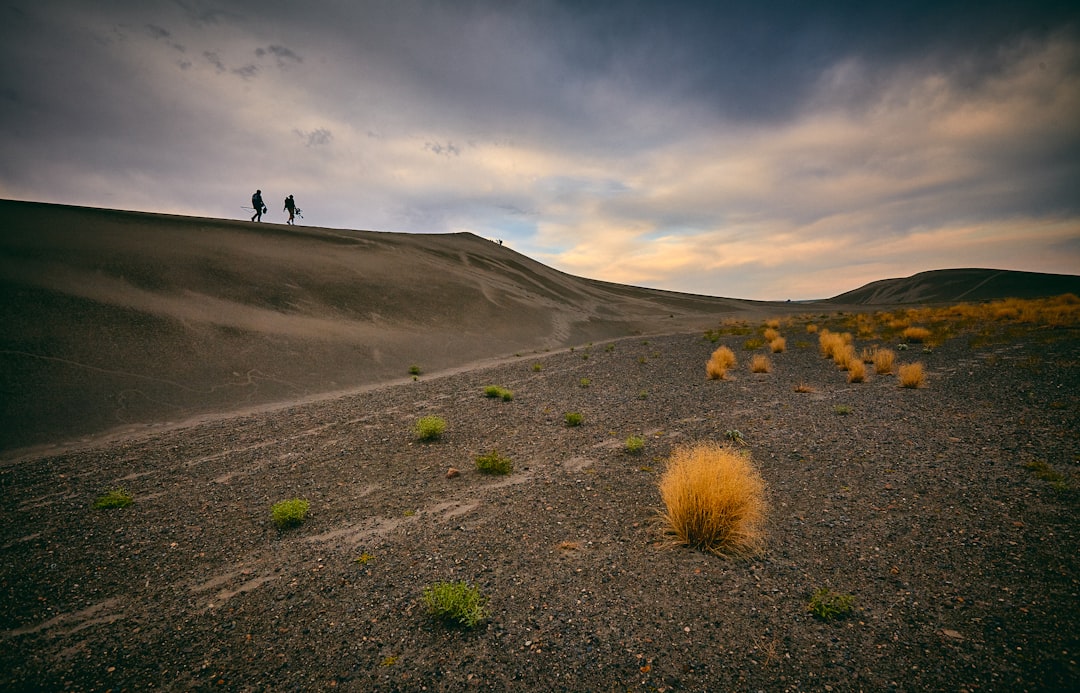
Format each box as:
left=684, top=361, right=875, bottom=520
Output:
left=828, top=267, right=1080, bottom=304
left=0, top=200, right=790, bottom=454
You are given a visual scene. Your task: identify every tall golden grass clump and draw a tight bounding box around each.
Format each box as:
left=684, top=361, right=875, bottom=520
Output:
left=657, top=442, right=766, bottom=557
left=764, top=318, right=781, bottom=329
left=873, top=348, right=896, bottom=375
left=706, top=345, right=737, bottom=380
left=750, top=354, right=772, bottom=373
left=847, top=358, right=866, bottom=383
left=833, top=344, right=858, bottom=371
left=818, top=330, right=853, bottom=360
left=763, top=327, right=780, bottom=342
left=806, top=323, right=818, bottom=334
left=769, top=337, right=786, bottom=353
left=902, top=326, right=932, bottom=343
left=898, top=362, right=925, bottom=388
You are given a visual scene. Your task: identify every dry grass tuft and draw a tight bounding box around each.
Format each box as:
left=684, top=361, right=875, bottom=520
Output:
left=898, top=362, right=925, bottom=388
left=847, top=358, right=866, bottom=383
left=832, top=344, right=858, bottom=371
left=750, top=354, right=771, bottom=373
left=763, top=327, right=781, bottom=342
left=902, top=326, right=932, bottom=343
left=873, top=348, right=895, bottom=375
left=793, top=382, right=814, bottom=393
left=806, top=323, right=819, bottom=334
left=706, top=345, right=737, bottom=380
left=657, top=442, right=766, bottom=557
left=769, top=337, right=786, bottom=353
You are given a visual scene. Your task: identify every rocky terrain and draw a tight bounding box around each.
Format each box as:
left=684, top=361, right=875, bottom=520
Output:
left=2, top=314, right=1077, bottom=691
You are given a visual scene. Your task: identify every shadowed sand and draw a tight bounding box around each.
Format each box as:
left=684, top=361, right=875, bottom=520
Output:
left=0, top=200, right=801, bottom=454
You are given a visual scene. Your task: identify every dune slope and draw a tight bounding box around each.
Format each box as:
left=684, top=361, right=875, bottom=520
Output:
left=0, top=200, right=780, bottom=453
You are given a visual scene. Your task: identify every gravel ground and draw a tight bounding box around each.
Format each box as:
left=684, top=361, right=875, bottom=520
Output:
left=1, top=318, right=1077, bottom=691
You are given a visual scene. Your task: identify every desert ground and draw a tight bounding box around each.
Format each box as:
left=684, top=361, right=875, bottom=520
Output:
left=1, top=201, right=1078, bottom=691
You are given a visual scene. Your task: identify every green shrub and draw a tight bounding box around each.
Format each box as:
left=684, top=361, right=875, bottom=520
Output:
left=531, top=363, right=544, bottom=372
left=564, top=412, right=584, bottom=427
left=625, top=436, right=645, bottom=454
left=93, top=488, right=133, bottom=509
left=579, top=378, right=591, bottom=388
left=475, top=451, right=513, bottom=475
left=807, top=587, right=855, bottom=621
left=483, top=385, right=514, bottom=401
left=408, top=364, right=422, bottom=376
left=415, top=415, right=447, bottom=441
left=422, top=581, right=487, bottom=628
left=271, top=499, right=310, bottom=529
left=833, top=405, right=852, bottom=415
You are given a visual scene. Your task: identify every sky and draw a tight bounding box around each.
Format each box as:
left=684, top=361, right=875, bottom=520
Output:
left=1, top=1, right=1078, bottom=300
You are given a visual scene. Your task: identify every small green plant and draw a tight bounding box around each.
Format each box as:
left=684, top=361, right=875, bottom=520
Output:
left=403, top=509, right=416, bottom=517
left=724, top=429, right=746, bottom=445
left=579, top=378, right=591, bottom=388
left=807, top=587, right=855, bottom=621
left=483, top=385, right=514, bottom=401
left=743, top=338, right=764, bottom=350
left=380, top=656, right=398, bottom=667
left=1024, top=460, right=1068, bottom=490
left=564, top=412, right=584, bottom=427
left=415, top=415, right=447, bottom=441
left=408, top=364, right=422, bottom=376
left=93, top=488, right=133, bottom=509
left=625, top=435, right=646, bottom=454
left=355, top=552, right=376, bottom=565
left=422, top=581, right=488, bottom=628
left=638, top=390, right=649, bottom=399
left=532, top=363, right=544, bottom=372
left=833, top=405, right=853, bottom=415
left=475, top=450, right=513, bottom=475
left=271, top=498, right=310, bottom=529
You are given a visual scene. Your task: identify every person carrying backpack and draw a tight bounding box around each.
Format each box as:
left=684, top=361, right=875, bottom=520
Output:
left=283, top=194, right=297, bottom=225
left=251, top=190, right=266, bottom=222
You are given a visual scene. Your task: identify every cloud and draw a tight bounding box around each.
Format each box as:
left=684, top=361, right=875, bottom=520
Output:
left=0, top=1, right=1077, bottom=300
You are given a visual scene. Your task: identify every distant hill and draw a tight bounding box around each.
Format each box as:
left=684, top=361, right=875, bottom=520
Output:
left=0, top=199, right=795, bottom=453
left=827, top=268, right=1080, bottom=305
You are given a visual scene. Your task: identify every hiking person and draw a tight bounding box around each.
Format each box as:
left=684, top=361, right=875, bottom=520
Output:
left=251, top=190, right=266, bottom=222
left=284, top=194, right=297, bottom=225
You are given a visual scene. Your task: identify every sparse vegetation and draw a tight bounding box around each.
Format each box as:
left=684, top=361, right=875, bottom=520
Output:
left=408, top=364, right=422, bottom=376
left=564, top=412, right=584, bottom=427
left=769, top=337, right=786, bottom=353
left=873, top=348, right=896, bottom=375
left=625, top=435, right=646, bottom=454
left=483, top=385, right=514, bottom=401
left=415, top=415, right=447, bottom=440
left=763, top=327, right=780, bottom=342
left=579, top=378, right=591, bottom=388
left=657, top=442, right=766, bottom=557
left=793, top=382, right=814, bottom=393
left=93, top=488, right=133, bottom=509
left=422, top=581, right=487, bottom=629
left=743, top=337, right=764, bottom=350
left=532, top=363, right=544, bottom=372
left=807, top=587, right=855, bottom=621
left=475, top=450, right=513, bottom=475
left=902, top=326, right=932, bottom=343
left=898, top=362, right=926, bottom=388
left=271, top=498, right=310, bottom=529
left=833, top=405, right=853, bottom=415
left=706, top=345, right=737, bottom=380
left=1024, top=460, right=1068, bottom=490
left=750, top=354, right=771, bottom=373
left=847, top=358, right=866, bottom=383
